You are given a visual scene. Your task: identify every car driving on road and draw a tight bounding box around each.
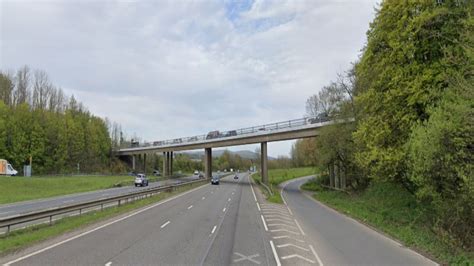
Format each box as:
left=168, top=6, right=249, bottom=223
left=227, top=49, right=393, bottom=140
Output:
left=134, top=174, right=149, bottom=187
left=234, top=175, right=238, bottom=179
left=211, top=176, right=219, bottom=185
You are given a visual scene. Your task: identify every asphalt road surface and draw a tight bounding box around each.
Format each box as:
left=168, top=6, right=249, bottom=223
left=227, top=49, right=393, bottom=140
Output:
left=0, top=175, right=200, bottom=219
left=1, top=174, right=437, bottom=266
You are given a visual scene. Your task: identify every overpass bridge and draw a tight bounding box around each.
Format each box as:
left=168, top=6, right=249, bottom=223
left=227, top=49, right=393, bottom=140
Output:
left=117, top=116, right=343, bottom=184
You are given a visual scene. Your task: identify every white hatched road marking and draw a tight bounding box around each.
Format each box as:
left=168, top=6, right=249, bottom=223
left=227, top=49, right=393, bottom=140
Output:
left=280, top=254, right=315, bottom=264
left=277, top=243, right=310, bottom=252
left=266, top=218, right=295, bottom=224
left=269, top=241, right=281, bottom=266
left=267, top=223, right=298, bottom=229
left=294, top=219, right=306, bottom=236
left=270, top=229, right=300, bottom=235
left=310, top=245, right=324, bottom=266
left=233, top=252, right=261, bottom=264
left=273, top=235, right=305, bottom=243
left=261, top=215, right=268, bottom=231
left=160, top=221, right=170, bottom=229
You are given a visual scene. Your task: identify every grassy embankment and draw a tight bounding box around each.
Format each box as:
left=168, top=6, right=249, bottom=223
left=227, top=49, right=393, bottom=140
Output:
left=302, top=179, right=473, bottom=265
left=252, top=167, right=315, bottom=203
left=0, top=173, right=191, bottom=205
left=0, top=180, right=206, bottom=255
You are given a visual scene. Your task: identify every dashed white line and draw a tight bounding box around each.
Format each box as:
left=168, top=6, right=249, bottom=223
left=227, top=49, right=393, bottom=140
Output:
left=105, top=262, right=112, bottom=266
left=309, top=245, right=324, bottom=266
left=187, top=205, right=193, bottom=210
left=269, top=240, right=281, bottom=266
left=202, top=196, right=205, bottom=200
left=294, top=219, right=306, bottom=236
left=256, top=202, right=261, bottom=211
left=261, top=215, right=268, bottom=231
left=228, top=198, right=231, bottom=202
left=160, top=221, right=170, bottom=229
left=222, top=207, right=226, bottom=212
left=211, top=225, right=217, bottom=234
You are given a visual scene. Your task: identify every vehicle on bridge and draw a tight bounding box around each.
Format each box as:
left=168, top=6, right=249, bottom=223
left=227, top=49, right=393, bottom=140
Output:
left=307, top=112, right=330, bottom=124
left=131, top=140, right=139, bottom=148
left=153, top=141, right=164, bottom=146
left=134, top=174, right=149, bottom=187
left=172, top=138, right=182, bottom=144
left=224, top=130, right=237, bottom=137
left=0, top=159, right=18, bottom=176
left=206, top=130, right=220, bottom=139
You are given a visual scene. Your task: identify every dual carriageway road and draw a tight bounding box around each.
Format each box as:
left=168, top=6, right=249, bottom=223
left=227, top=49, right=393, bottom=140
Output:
left=1, top=174, right=437, bottom=265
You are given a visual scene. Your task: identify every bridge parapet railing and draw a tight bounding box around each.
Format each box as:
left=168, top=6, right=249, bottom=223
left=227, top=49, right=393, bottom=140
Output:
left=127, top=116, right=330, bottom=149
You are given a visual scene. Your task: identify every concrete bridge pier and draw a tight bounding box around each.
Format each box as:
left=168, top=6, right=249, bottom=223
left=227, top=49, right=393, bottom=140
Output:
left=169, top=151, right=173, bottom=176
left=143, top=153, right=147, bottom=174
left=132, top=155, right=136, bottom=171
left=260, top=142, right=268, bottom=184
left=205, top=148, right=212, bottom=179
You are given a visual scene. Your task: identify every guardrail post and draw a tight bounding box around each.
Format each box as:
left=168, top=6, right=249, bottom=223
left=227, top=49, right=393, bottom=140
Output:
left=7, top=225, right=10, bottom=234
left=49, top=215, right=52, bottom=225
left=101, top=203, right=104, bottom=211
left=118, top=199, right=121, bottom=206
left=79, top=208, right=82, bottom=215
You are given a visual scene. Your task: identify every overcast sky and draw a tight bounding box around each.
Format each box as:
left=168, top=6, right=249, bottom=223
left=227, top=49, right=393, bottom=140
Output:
left=1, top=0, right=378, bottom=157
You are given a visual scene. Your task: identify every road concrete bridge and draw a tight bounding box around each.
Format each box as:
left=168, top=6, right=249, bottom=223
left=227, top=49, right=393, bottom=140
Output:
left=116, top=117, right=344, bottom=184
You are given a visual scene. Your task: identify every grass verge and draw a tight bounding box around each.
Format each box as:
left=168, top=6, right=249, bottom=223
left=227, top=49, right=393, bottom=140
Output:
left=252, top=167, right=316, bottom=203
left=302, top=179, right=473, bottom=265
left=0, top=180, right=206, bottom=256
left=0, top=173, right=194, bottom=205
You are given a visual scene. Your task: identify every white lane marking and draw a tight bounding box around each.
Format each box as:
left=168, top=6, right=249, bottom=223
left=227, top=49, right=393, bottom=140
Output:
left=260, top=215, right=268, bottom=231
left=269, top=241, right=281, bottom=266
left=309, top=245, right=324, bottom=266
left=211, top=225, right=217, bottom=234
left=287, top=206, right=293, bottom=215
left=261, top=212, right=293, bottom=218
left=2, top=183, right=209, bottom=266
left=228, top=198, right=231, bottom=202
left=105, top=262, right=112, bottom=266
left=273, top=235, right=305, bottom=242
left=263, top=215, right=293, bottom=220
left=248, top=176, right=258, bottom=202
left=202, top=196, right=205, bottom=200
left=233, top=252, right=261, bottom=264
left=267, top=223, right=298, bottom=229
left=294, top=219, right=306, bottom=236
left=222, top=207, right=226, bottom=212
left=266, top=218, right=295, bottom=224
left=280, top=254, right=315, bottom=264
left=277, top=243, right=310, bottom=252
left=187, top=205, right=193, bottom=210
left=256, top=202, right=261, bottom=211
left=160, top=221, right=170, bottom=229
left=270, top=229, right=300, bottom=235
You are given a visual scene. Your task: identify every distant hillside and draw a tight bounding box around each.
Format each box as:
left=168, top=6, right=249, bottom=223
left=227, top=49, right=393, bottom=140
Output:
left=181, top=150, right=275, bottom=160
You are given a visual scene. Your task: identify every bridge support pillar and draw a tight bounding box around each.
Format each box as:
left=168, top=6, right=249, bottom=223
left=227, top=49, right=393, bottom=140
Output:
left=205, top=148, right=212, bottom=179
left=163, top=152, right=168, bottom=177
left=169, top=151, right=173, bottom=176
left=132, top=155, right=136, bottom=171
left=143, top=153, right=147, bottom=174
left=261, top=142, right=268, bottom=184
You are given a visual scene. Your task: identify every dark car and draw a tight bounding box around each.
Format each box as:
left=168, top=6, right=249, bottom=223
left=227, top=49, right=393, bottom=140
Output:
left=134, top=174, right=149, bottom=187
left=211, top=176, right=219, bottom=185
left=198, top=173, right=204, bottom=179
left=206, top=130, right=220, bottom=139
left=225, top=130, right=237, bottom=137
left=234, top=175, right=238, bottom=180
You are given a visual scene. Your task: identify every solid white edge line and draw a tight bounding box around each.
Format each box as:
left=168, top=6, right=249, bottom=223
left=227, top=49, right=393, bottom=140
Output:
left=211, top=225, right=217, bottom=234
left=260, top=215, right=268, bottom=231
left=222, top=207, right=226, bottom=212
left=256, top=202, right=261, bottom=211
left=309, top=244, right=324, bottom=266
left=228, top=198, right=231, bottom=202
left=269, top=240, right=281, bottom=266
left=187, top=205, right=193, bottom=210
left=294, top=219, right=306, bottom=236
left=248, top=175, right=258, bottom=202
left=160, top=221, right=170, bottom=229
left=3, top=183, right=209, bottom=266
